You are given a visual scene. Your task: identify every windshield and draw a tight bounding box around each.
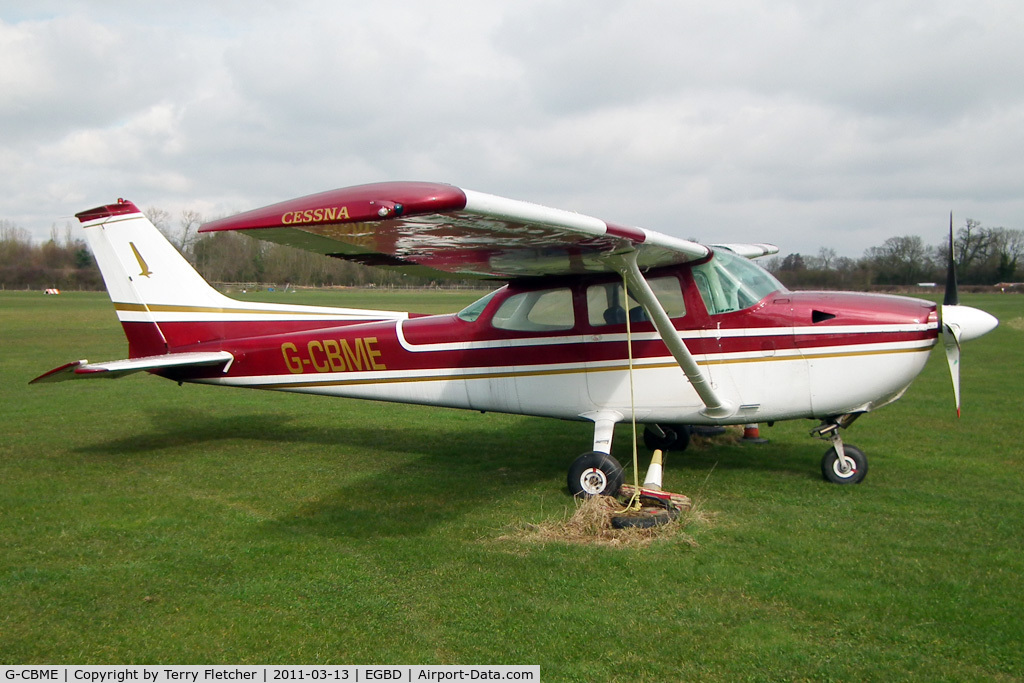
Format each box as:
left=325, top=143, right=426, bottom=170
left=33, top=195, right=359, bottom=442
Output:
left=692, top=250, right=786, bottom=315
left=456, top=289, right=500, bottom=322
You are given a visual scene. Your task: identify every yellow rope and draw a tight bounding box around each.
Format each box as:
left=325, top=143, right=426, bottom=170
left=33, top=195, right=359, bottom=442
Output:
left=620, top=270, right=642, bottom=512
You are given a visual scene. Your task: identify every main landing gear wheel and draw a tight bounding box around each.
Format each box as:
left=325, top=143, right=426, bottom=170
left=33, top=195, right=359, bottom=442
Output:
left=567, top=451, right=624, bottom=498
left=642, top=424, right=691, bottom=452
left=821, top=444, right=868, bottom=484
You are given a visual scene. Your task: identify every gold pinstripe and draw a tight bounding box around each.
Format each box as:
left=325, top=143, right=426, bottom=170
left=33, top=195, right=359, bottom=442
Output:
left=228, top=344, right=932, bottom=390
left=113, top=302, right=369, bottom=317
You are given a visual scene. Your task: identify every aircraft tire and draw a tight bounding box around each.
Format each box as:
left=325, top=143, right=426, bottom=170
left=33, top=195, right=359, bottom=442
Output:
left=567, top=452, right=624, bottom=498
left=642, top=424, right=691, bottom=452
left=821, top=444, right=868, bottom=484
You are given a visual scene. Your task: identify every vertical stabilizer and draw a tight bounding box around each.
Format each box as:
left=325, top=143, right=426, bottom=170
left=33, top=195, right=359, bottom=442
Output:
left=78, top=199, right=237, bottom=357
left=78, top=200, right=238, bottom=313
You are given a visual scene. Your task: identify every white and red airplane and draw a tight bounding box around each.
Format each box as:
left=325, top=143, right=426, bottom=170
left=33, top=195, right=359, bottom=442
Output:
left=32, top=182, right=998, bottom=495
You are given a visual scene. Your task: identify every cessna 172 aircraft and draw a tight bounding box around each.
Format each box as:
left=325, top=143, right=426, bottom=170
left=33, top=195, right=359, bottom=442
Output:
left=33, top=182, right=998, bottom=496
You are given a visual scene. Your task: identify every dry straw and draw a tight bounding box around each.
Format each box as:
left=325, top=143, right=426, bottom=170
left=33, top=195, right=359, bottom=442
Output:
left=501, top=495, right=711, bottom=549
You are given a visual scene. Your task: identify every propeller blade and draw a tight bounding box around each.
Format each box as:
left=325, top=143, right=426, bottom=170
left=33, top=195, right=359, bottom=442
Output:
left=940, top=212, right=961, bottom=415
left=939, top=214, right=998, bottom=416
left=941, top=320, right=962, bottom=418
left=944, top=212, right=959, bottom=306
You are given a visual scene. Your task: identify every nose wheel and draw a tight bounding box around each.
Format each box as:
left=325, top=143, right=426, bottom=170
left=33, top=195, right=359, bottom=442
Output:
left=813, top=418, right=868, bottom=484
left=821, top=443, right=867, bottom=484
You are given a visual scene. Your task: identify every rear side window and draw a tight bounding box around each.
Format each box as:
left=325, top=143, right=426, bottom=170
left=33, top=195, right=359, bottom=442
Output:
left=492, top=288, right=574, bottom=332
left=586, top=277, right=686, bottom=326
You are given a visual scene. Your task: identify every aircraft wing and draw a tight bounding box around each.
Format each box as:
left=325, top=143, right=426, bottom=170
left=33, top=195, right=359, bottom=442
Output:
left=200, top=182, right=776, bottom=279
left=30, top=351, right=234, bottom=384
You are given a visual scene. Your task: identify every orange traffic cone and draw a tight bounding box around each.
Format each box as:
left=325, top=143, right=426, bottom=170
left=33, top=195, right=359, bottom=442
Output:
left=741, top=423, right=768, bottom=444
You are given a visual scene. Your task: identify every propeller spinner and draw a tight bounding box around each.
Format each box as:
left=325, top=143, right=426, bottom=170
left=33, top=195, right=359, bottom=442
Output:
left=940, top=214, right=999, bottom=416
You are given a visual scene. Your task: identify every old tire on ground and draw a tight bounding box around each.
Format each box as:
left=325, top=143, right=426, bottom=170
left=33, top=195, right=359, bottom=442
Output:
left=567, top=451, right=624, bottom=498
left=611, top=506, right=680, bottom=529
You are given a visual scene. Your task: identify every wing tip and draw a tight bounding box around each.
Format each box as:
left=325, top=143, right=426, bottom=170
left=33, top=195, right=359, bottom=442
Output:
left=200, top=181, right=468, bottom=234
left=711, top=243, right=780, bottom=259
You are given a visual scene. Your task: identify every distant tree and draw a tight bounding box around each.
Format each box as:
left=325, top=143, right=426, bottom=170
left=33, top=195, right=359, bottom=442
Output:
left=0, top=219, right=100, bottom=289
left=954, top=219, right=993, bottom=280
left=931, top=220, right=1024, bottom=285
left=179, top=210, right=203, bottom=258
left=990, top=228, right=1024, bottom=282
left=818, top=247, right=837, bottom=271
left=864, top=235, right=935, bottom=285
left=0, top=220, right=32, bottom=266
left=780, top=253, right=806, bottom=271
left=192, top=231, right=266, bottom=283
left=145, top=206, right=173, bottom=243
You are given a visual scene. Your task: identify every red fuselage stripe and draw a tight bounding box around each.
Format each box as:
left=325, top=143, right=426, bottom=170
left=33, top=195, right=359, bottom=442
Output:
left=140, top=315, right=937, bottom=380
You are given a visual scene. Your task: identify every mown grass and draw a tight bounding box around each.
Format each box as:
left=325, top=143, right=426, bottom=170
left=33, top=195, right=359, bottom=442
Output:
left=1, top=289, right=1022, bottom=680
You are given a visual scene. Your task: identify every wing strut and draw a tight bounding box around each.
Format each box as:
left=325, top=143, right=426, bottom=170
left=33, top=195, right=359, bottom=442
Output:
left=611, top=250, right=736, bottom=420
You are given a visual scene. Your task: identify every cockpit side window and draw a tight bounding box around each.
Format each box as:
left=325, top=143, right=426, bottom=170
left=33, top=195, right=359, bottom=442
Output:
left=586, top=276, right=686, bottom=327
left=692, top=250, right=786, bottom=315
left=491, top=287, right=575, bottom=332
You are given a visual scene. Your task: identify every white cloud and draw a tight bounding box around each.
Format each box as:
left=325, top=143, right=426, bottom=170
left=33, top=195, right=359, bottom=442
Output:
left=1, top=0, right=1022, bottom=257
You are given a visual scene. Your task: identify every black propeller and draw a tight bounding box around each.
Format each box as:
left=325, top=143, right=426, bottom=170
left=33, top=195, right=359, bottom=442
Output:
left=943, top=212, right=959, bottom=306
left=939, top=214, right=998, bottom=416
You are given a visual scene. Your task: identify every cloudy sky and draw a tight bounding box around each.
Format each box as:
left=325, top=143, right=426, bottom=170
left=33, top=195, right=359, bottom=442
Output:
left=2, top=0, right=1022, bottom=257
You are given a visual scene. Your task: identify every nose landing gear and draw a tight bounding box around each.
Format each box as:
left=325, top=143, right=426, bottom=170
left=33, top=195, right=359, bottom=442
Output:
left=812, top=416, right=868, bottom=484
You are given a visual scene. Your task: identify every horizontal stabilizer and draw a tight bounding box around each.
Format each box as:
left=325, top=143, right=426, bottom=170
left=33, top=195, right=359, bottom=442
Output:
left=30, top=351, right=234, bottom=384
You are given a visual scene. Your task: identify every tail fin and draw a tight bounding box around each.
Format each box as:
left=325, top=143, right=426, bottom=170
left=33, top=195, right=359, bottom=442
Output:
left=77, top=199, right=407, bottom=358
left=78, top=199, right=234, bottom=357
left=79, top=200, right=235, bottom=310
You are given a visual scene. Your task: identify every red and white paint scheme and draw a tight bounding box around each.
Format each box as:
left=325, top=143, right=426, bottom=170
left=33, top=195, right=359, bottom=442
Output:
left=33, top=182, right=998, bottom=491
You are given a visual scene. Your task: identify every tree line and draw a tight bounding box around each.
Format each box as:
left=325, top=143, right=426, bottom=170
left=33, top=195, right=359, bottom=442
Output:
left=764, top=221, right=1024, bottom=289
left=143, top=208, right=443, bottom=289
left=2, top=209, right=1022, bottom=291
left=0, top=220, right=103, bottom=290
left=0, top=209, right=451, bottom=291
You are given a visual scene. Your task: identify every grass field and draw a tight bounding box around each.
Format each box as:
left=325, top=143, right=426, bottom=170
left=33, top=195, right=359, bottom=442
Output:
left=2, top=289, right=1022, bottom=680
